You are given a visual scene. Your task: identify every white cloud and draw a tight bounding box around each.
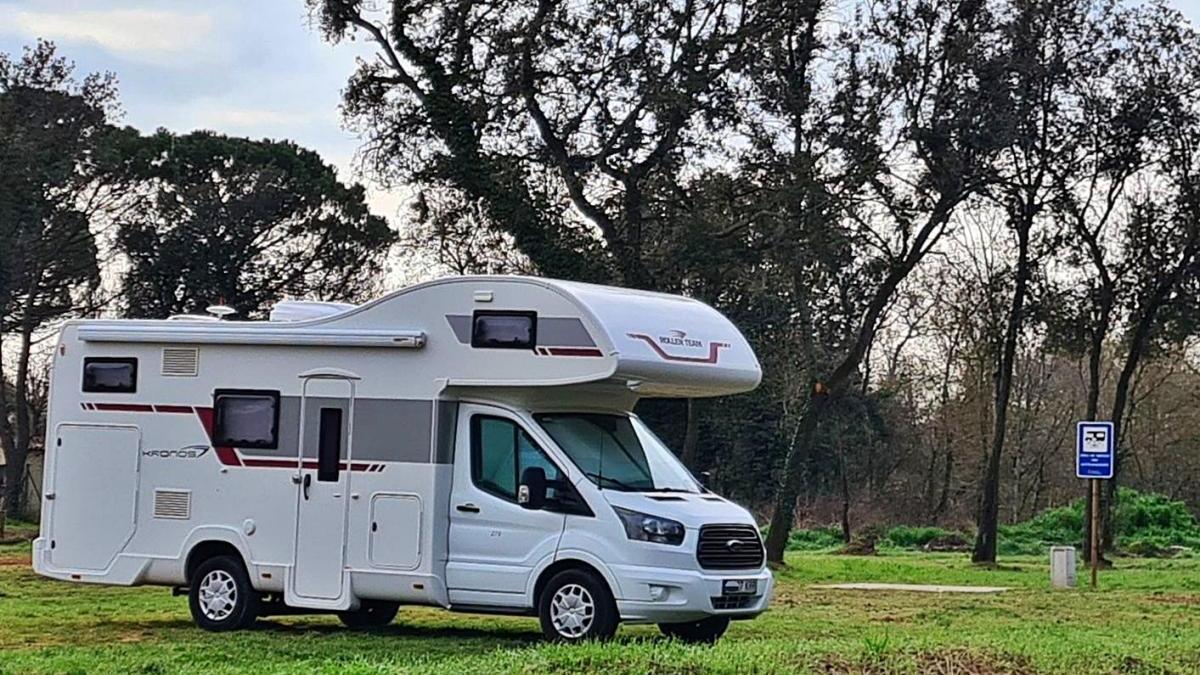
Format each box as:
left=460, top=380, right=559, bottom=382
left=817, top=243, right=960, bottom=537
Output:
left=5, top=8, right=214, bottom=57
left=199, top=107, right=322, bottom=129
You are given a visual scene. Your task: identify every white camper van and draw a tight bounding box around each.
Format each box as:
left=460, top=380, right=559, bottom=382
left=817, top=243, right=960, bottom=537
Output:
left=33, top=276, right=771, bottom=642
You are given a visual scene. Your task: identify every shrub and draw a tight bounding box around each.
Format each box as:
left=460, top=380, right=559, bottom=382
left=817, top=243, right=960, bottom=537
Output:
left=786, top=526, right=845, bottom=551
left=998, top=502, right=1084, bottom=556
left=882, top=526, right=960, bottom=549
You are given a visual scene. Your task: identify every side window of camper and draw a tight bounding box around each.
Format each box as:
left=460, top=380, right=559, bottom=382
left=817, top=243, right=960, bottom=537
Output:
left=470, top=415, right=561, bottom=502
left=82, top=357, right=137, bottom=393
left=212, top=390, right=280, bottom=449
left=471, top=311, right=537, bottom=349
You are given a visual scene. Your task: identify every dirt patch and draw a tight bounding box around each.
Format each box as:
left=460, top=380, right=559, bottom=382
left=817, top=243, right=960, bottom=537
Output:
left=0, top=553, right=31, bottom=568
left=814, top=583, right=1009, bottom=594
left=818, top=649, right=1038, bottom=674
left=1147, top=593, right=1200, bottom=606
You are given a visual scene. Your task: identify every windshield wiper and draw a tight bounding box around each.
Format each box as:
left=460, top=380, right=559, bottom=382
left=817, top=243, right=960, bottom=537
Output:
left=583, top=471, right=639, bottom=491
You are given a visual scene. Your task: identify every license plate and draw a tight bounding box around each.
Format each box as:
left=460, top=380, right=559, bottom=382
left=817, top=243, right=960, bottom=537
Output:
left=722, top=579, right=758, bottom=596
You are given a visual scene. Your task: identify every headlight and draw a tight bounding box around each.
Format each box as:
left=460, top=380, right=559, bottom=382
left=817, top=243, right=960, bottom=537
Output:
left=613, top=506, right=686, bottom=546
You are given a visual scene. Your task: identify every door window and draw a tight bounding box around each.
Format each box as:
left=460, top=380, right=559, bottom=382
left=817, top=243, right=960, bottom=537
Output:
left=470, top=415, right=561, bottom=502
left=317, top=408, right=342, bottom=482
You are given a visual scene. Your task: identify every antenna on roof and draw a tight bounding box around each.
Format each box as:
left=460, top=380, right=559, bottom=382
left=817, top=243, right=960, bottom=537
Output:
left=205, top=304, right=237, bottom=320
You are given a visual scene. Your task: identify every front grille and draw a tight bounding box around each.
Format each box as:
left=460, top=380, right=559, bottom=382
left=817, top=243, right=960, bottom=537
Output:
left=711, top=595, right=756, bottom=610
left=697, top=524, right=765, bottom=570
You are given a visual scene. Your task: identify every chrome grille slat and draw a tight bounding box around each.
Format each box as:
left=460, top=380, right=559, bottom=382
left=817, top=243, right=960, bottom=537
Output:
left=696, top=523, right=764, bottom=570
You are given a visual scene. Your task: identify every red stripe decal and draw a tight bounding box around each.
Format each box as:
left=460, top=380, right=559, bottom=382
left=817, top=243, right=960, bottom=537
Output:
left=546, top=347, right=604, bottom=357
left=243, top=457, right=296, bottom=469
left=84, top=402, right=382, bottom=472
left=626, top=333, right=729, bottom=364
left=92, top=402, right=154, bottom=412
left=154, top=404, right=194, bottom=414
left=193, top=406, right=241, bottom=466
left=239, top=458, right=379, bottom=473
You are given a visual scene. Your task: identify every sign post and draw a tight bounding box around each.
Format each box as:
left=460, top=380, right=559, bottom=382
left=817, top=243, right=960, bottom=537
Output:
left=1076, top=421, right=1114, bottom=588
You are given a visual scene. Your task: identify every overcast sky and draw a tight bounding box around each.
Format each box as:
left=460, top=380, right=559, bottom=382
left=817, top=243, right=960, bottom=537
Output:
left=2, top=0, right=1199, bottom=233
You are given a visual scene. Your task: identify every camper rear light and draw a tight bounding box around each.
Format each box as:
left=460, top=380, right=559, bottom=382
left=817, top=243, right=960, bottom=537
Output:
left=613, top=507, right=685, bottom=546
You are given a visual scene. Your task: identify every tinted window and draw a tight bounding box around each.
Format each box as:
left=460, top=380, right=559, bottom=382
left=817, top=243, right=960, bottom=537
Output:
left=83, top=358, right=137, bottom=393
left=472, top=311, right=536, bottom=349
left=470, top=415, right=561, bottom=501
left=317, top=408, right=342, bottom=482
left=213, top=390, right=279, bottom=449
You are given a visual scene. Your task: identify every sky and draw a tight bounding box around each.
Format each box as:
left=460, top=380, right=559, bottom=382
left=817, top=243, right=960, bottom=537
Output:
left=0, top=0, right=405, bottom=221
left=2, top=0, right=1199, bottom=233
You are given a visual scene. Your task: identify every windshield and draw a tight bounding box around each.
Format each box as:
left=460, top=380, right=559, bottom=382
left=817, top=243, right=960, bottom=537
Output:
left=534, top=413, right=701, bottom=493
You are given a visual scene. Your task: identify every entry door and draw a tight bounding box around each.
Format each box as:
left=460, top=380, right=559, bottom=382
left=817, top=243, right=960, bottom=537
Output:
left=293, top=377, right=353, bottom=601
left=447, top=404, right=566, bottom=602
left=49, top=424, right=140, bottom=571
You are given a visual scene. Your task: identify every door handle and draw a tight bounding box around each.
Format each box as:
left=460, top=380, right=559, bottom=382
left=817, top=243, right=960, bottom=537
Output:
left=456, top=503, right=480, bottom=513
left=303, top=473, right=312, bottom=500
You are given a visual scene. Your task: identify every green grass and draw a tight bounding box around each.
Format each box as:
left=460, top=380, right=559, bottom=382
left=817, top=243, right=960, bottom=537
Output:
left=2, top=542, right=1199, bottom=674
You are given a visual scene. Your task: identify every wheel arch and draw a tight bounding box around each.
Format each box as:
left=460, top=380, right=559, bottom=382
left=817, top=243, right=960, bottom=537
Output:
left=531, top=555, right=619, bottom=609
left=184, top=537, right=250, bottom=585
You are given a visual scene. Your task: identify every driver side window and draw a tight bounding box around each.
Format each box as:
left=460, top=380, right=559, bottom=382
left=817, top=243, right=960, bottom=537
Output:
left=470, top=415, right=561, bottom=502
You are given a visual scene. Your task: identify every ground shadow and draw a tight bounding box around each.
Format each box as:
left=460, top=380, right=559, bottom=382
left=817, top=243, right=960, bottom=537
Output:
left=252, top=618, right=544, bottom=645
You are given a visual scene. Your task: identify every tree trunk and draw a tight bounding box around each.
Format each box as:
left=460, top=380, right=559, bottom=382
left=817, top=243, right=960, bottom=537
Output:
left=934, top=447, right=954, bottom=525
left=973, top=223, right=1031, bottom=564
left=837, top=441, right=852, bottom=544
left=680, top=399, right=701, bottom=469
left=2, top=329, right=34, bottom=520
left=1101, top=248, right=1193, bottom=552
left=764, top=202, right=956, bottom=564
left=0, top=349, right=9, bottom=538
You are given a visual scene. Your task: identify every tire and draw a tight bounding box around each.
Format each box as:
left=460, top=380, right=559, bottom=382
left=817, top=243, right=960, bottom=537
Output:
left=338, top=600, right=400, bottom=629
left=188, top=555, right=260, bottom=631
left=659, top=616, right=730, bottom=644
left=537, top=568, right=619, bottom=642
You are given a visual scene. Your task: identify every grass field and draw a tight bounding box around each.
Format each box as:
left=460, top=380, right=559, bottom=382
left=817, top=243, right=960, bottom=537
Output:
left=2, top=523, right=1199, bottom=674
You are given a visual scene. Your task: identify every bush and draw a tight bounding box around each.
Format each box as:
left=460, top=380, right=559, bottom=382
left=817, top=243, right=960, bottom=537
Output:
left=998, top=502, right=1084, bottom=556
left=781, top=490, right=1200, bottom=558
left=882, top=526, right=960, bottom=549
left=786, top=526, right=845, bottom=551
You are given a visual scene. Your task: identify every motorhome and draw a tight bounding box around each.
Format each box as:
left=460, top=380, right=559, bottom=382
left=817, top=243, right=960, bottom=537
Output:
left=33, top=276, right=771, bottom=642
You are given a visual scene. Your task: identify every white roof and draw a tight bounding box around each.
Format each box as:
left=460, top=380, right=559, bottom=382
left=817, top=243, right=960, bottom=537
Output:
left=69, top=276, right=762, bottom=399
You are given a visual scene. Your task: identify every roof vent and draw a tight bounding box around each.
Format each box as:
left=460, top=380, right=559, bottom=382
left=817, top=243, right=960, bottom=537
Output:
left=162, top=348, right=199, bottom=377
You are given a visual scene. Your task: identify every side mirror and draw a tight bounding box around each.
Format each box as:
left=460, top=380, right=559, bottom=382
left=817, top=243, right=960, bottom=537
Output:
left=518, top=467, right=547, bottom=510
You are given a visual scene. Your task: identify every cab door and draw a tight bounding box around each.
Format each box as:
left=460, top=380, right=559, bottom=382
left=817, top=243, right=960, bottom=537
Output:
left=446, top=404, right=566, bottom=605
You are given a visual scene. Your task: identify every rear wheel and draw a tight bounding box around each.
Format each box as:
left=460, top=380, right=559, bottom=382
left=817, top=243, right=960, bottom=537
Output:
left=338, top=600, right=400, bottom=629
left=659, top=616, right=730, bottom=644
left=538, top=569, right=619, bottom=642
left=188, top=555, right=260, bottom=631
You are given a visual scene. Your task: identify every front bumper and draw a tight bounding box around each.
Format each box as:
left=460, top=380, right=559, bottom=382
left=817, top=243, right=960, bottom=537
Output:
left=610, top=563, right=774, bottom=623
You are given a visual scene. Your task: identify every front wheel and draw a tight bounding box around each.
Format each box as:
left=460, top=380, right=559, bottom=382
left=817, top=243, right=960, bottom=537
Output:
left=538, top=569, right=619, bottom=642
left=188, top=555, right=260, bottom=631
left=338, top=600, right=400, bottom=629
left=659, top=616, right=730, bottom=644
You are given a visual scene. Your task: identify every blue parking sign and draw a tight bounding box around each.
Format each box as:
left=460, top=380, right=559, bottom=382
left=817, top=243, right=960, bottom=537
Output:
left=1076, top=421, right=1114, bottom=479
